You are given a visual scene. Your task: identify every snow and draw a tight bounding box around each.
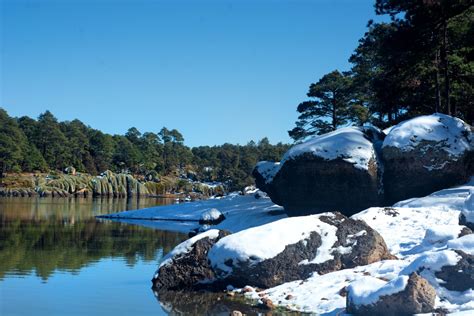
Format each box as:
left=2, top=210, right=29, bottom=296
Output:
left=255, top=161, right=281, bottom=183
left=102, top=177, right=474, bottom=315
left=400, top=250, right=461, bottom=276
left=99, top=193, right=286, bottom=233
left=462, top=191, right=474, bottom=224
left=262, top=180, right=474, bottom=314
left=208, top=213, right=338, bottom=275
left=281, top=126, right=380, bottom=171
left=448, top=234, right=474, bottom=255
left=347, top=275, right=409, bottom=306
left=157, top=229, right=220, bottom=270
left=261, top=259, right=408, bottom=314
left=200, top=208, right=222, bottom=222
left=382, top=113, right=472, bottom=157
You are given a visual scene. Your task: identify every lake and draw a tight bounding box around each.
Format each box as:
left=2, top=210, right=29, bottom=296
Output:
left=0, top=197, right=281, bottom=316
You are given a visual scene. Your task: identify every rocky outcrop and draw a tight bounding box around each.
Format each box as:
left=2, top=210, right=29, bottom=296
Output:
left=254, top=127, right=385, bottom=216
left=347, top=273, right=436, bottom=316
left=152, top=230, right=230, bottom=290
left=153, top=213, right=395, bottom=291
left=435, top=250, right=474, bottom=292
left=382, top=114, right=473, bottom=204
left=254, top=114, right=473, bottom=216
left=208, top=212, right=395, bottom=289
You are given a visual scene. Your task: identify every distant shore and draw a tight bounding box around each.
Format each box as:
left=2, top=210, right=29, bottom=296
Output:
left=0, top=171, right=226, bottom=200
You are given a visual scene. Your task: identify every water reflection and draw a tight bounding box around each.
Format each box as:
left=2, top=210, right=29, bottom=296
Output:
left=0, top=197, right=185, bottom=281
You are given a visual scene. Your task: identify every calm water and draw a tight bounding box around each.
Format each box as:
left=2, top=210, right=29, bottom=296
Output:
left=0, top=197, right=298, bottom=315
left=0, top=197, right=188, bottom=315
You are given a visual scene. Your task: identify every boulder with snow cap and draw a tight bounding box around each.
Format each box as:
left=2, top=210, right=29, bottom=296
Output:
left=382, top=114, right=473, bottom=204
left=346, top=272, right=436, bottom=315
left=208, top=212, right=395, bottom=289
left=152, top=229, right=230, bottom=290
left=199, top=208, right=225, bottom=225
left=254, top=126, right=385, bottom=216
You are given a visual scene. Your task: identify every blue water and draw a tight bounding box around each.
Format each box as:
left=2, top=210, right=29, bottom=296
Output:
left=0, top=197, right=185, bottom=316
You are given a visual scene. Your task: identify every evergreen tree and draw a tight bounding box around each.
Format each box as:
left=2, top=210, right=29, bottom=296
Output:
left=288, top=70, right=355, bottom=141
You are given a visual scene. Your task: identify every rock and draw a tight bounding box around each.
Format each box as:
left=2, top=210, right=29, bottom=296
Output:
left=382, top=114, right=473, bottom=204
left=347, top=273, right=436, bottom=316
left=435, top=250, right=474, bottom=292
left=199, top=208, right=226, bottom=225
left=152, top=229, right=231, bottom=290
left=254, top=126, right=385, bottom=216
left=64, top=166, right=76, bottom=175
left=259, top=297, right=274, bottom=310
left=230, top=311, right=243, bottom=316
left=209, top=212, right=395, bottom=289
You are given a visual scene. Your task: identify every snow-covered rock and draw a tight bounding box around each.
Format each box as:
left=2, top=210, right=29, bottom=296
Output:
left=346, top=273, right=436, bottom=315
left=207, top=212, right=394, bottom=288
left=254, top=126, right=385, bottom=216
left=152, top=229, right=230, bottom=290
left=199, top=208, right=225, bottom=225
left=382, top=114, right=473, bottom=203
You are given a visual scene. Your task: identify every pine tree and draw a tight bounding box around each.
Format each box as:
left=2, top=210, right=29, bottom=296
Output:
left=288, top=70, right=354, bottom=141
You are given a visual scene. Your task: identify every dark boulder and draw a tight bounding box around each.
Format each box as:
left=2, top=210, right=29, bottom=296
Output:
left=382, top=114, right=473, bottom=204
left=435, top=250, right=474, bottom=292
left=254, top=127, right=385, bottom=217
left=152, top=229, right=231, bottom=290
left=209, top=212, right=395, bottom=289
left=347, top=273, right=436, bottom=316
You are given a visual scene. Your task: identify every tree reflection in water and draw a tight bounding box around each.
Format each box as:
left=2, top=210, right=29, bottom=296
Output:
left=0, top=197, right=186, bottom=281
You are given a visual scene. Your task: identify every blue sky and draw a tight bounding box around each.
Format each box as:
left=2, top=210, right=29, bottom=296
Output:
left=1, top=0, right=381, bottom=147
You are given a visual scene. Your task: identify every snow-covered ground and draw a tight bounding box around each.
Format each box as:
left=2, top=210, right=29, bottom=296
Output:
left=101, top=178, right=474, bottom=314
left=99, top=192, right=285, bottom=233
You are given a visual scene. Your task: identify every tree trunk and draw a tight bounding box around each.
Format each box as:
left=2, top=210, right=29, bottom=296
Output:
left=332, top=92, right=337, bottom=130
left=435, top=48, right=442, bottom=113
left=0, top=161, right=5, bottom=185
left=441, top=20, right=452, bottom=115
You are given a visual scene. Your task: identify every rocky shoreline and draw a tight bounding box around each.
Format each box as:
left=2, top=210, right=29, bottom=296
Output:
left=0, top=170, right=226, bottom=199
left=140, top=114, right=474, bottom=315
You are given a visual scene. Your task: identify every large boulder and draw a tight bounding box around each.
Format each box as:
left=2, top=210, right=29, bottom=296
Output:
left=152, top=229, right=230, bottom=290
left=346, top=273, right=436, bottom=315
left=382, top=114, right=473, bottom=204
left=254, top=126, right=385, bottom=216
left=208, top=212, right=395, bottom=289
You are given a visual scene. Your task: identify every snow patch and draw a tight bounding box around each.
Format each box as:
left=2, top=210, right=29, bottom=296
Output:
left=382, top=113, right=472, bottom=157
left=255, top=161, right=281, bottom=184
left=208, top=213, right=338, bottom=275
left=347, top=275, right=409, bottom=306
left=447, top=234, right=474, bottom=255
left=281, top=126, right=380, bottom=170
left=158, top=229, right=220, bottom=269
left=462, top=191, right=474, bottom=224
left=200, top=208, right=223, bottom=222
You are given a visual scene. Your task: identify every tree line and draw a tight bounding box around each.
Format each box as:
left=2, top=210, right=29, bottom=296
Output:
left=0, top=108, right=289, bottom=191
left=289, top=0, right=473, bottom=141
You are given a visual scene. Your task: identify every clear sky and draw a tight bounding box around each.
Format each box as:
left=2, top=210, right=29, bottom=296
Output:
left=1, top=0, right=382, bottom=147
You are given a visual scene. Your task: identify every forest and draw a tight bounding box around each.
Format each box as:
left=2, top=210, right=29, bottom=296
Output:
left=1, top=0, right=472, bottom=190
left=0, top=108, right=289, bottom=191
left=289, top=0, right=473, bottom=141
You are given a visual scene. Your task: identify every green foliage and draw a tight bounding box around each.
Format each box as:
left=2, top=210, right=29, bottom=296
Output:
left=290, top=1, right=473, bottom=135
left=289, top=71, right=360, bottom=141
left=0, top=108, right=289, bottom=191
